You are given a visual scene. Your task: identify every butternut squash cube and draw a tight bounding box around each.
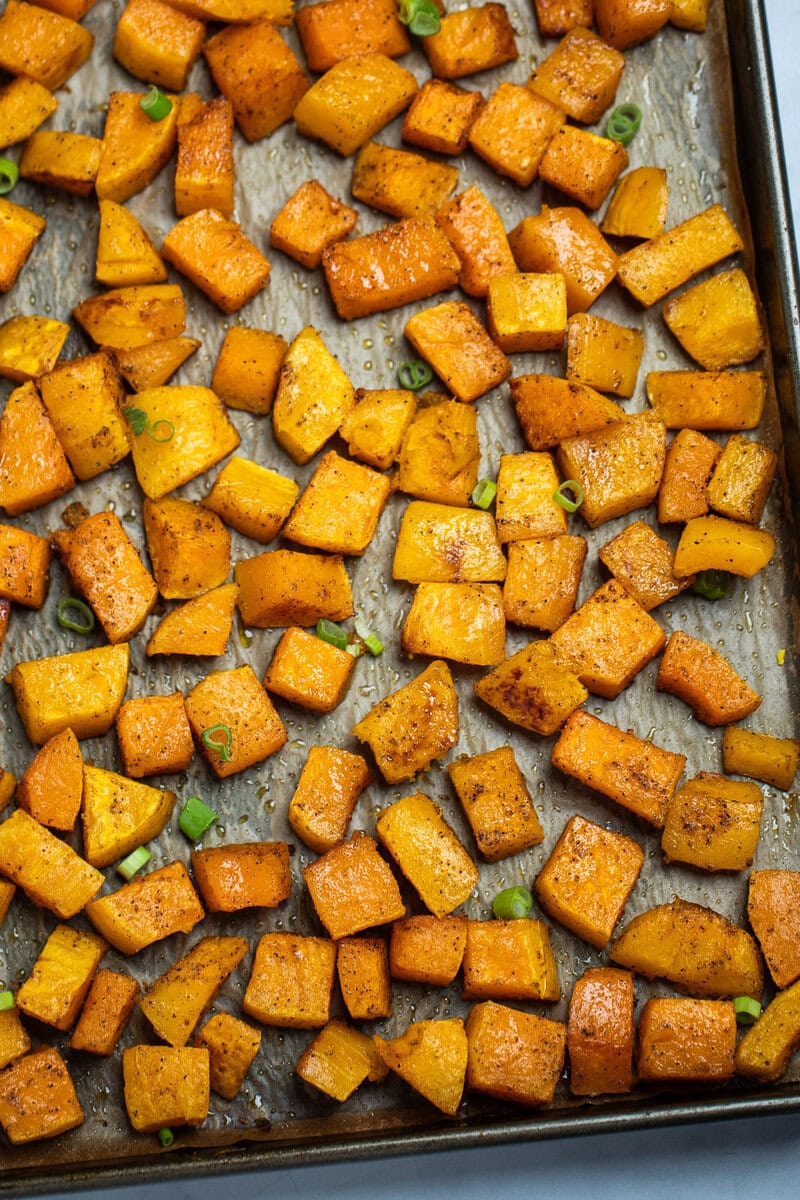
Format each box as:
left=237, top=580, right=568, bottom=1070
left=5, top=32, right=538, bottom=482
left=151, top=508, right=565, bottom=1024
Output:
left=139, top=936, right=248, bottom=1047
left=664, top=267, right=765, bottom=370
left=376, top=792, right=478, bottom=918
left=297, top=1020, right=385, bottom=1101
left=0, top=523, right=49, bottom=608
left=463, top=919, right=560, bottom=1002
left=0, top=0, right=93, bottom=91
left=594, top=0, right=671, bottom=49
left=474, top=638, right=588, bottom=736
left=303, top=832, right=406, bottom=940
left=393, top=501, right=506, bottom=584
left=115, top=692, right=194, bottom=777
left=9, top=642, right=130, bottom=744
left=0, top=76, right=58, bottom=147
left=503, top=535, right=587, bottom=631
left=0, top=809, right=103, bottom=918
left=448, top=746, right=543, bottom=862
left=38, top=351, right=130, bottom=483
left=672, top=514, right=775, bottom=578
left=511, top=374, right=624, bottom=451
left=423, top=4, right=517, bottom=79
left=264, top=625, right=356, bottom=713
left=639, top=996, right=738, bottom=1084
left=186, top=665, right=287, bottom=777
left=166, top=0, right=291, bottom=19
left=296, top=0, right=410, bottom=72
left=212, top=328, right=287, bottom=417
left=352, top=659, right=459, bottom=783
left=602, top=166, right=669, bottom=239
left=288, top=746, right=371, bottom=854
left=658, top=428, right=722, bottom=523
left=405, top=300, right=510, bottom=403
left=670, top=0, right=708, bottom=28
left=235, top=548, right=353, bottom=628
left=195, top=1013, right=261, bottom=1101
left=536, top=814, right=644, bottom=949
left=73, top=284, right=186, bottom=350
left=86, top=861, right=204, bottom=954
left=396, top=400, right=479, bottom=507
left=35, top=0, right=97, bottom=22
left=143, top=497, right=230, bottom=600
left=403, top=79, right=483, bottom=157
left=495, top=451, right=567, bottom=542
left=748, top=871, right=800, bottom=988
left=191, top=842, right=292, bottom=912
left=0, top=314, right=69, bottom=383
left=487, top=273, right=567, bottom=353
left=0, top=196, right=47, bottom=293
left=130, top=385, right=240, bottom=500
left=557, top=410, right=667, bottom=528
left=294, top=53, right=417, bottom=157
left=0, top=1005, right=31, bottom=1072
left=468, top=83, right=563, bottom=188
left=390, top=916, right=467, bottom=986
left=69, top=970, right=140, bottom=1056
left=272, top=325, right=355, bottom=464
left=283, top=451, right=391, bottom=556
left=707, top=434, right=777, bottom=525
left=16, top=727, right=82, bottom=831
left=204, top=461, right=295, bottom=546
left=162, top=209, right=271, bottom=314
left=467, top=1001, right=566, bottom=1107
left=435, top=185, right=515, bottom=299
left=567, top=967, right=634, bottom=1096
left=566, top=313, right=644, bottom=397
left=724, top=729, right=800, bottom=792
left=204, top=20, right=308, bottom=142
left=598, top=519, right=692, bottom=610
left=96, top=90, right=179, bottom=203
left=549, top=578, right=665, bottom=699
left=340, top=388, right=417, bottom=471
left=662, top=772, right=764, bottom=872
left=551, top=710, right=686, bottom=827
left=375, top=1018, right=467, bottom=1116
left=509, top=206, right=617, bottom=313
left=17, top=924, right=106, bottom=1032
left=735, top=980, right=800, bottom=1083
left=533, top=0, right=592, bottom=36
left=95, top=199, right=167, bottom=288
left=269, top=180, right=357, bottom=269
left=123, top=1045, right=209, bottom=1132
left=352, top=141, right=459, bottom=221
left=244, top=935, right=332, bottom=1026
left=617, top=204, right=744, bottom=307
left=0, top=1047, right=84, bottom=1145
left=114, top=0, right=205, bottom=92
left=527, top=27, right=624, bottom=123
left=337, top=939, right=392, bottom=1021
left=175, top=96, right=235, bottom=218
left=402, top=582, right=506, bottom=667
left=657, top=631, right=762, bottom=727
left=539, top=126, right=627, bottom=210
left=145, top=583, right=238, bottom=658
left=82, top=764, right=176, bottom=869
left=19, top=130, right=101, bottom=196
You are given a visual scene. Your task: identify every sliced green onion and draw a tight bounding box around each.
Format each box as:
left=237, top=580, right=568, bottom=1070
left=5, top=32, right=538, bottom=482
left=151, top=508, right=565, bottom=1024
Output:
left=471, top=479, right=497, bottom=510
left=0, top=990, right=15, bottom=1011
left=158, top=1127, right=175, bottom=1148
left=0, top=157, right=19, bottom=196
left=397, top=0, right=441, bottom=36
left=692, top=569, right=730, bottom=600
left=354, top=617, right=384, bottom=656
left=179, top=795, right=218, bottom=840
left=201, top=724, right=232, bottom=764
left=124, top=405, right=175, bottom=443
left=553, top=480, right=584, bottom=513
left=492, top=885, right=533, bottom=921
left=140, top=87, right=173, bottom=122
left=117, top=845, right=151, bottom=881
left=397, top=359, right=434, bottom=390
left=733, top=995, right=762, bottom=1025
left=316, top=617, right=348, bottom=650
left=346, top=641, right=365, bottom=657
left=57, top=597, right=96, bottom=633
left=606, top=102, right=642, bottom=147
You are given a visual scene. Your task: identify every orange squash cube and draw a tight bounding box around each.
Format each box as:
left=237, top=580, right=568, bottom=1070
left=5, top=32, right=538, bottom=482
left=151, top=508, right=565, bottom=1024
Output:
left=0, top=0, right=93, bottom=91
left=657, top=630, right=761, bottom=726
left=539, top=126, right=627, bottom=210
left=114, top=0, right=205, bottom=92
left=352, top=659, right=459, bottom=783
left=637, top=998, right=736, bottom=1082
left=303, top=831, right=406, bottom=940
left=195, top=1012, right=261, bottom=1101
left=204, top=458, right=298, bottom=545
left=735, top=981, right=800, bottom=1083
left=402, top=582, right=505, bottom=667
left=503, top=535, right=587, bottom=631
left=85, top=861, right=204, bottom=954
left=723, top=729, right=800, bottom=792
left=670, top=0, right=708, bottom=27
left=270, top=180, right=358, bottom=269
left=162, top=208, right=271, bottom=314
left=467, top=1001, right=566, bottom=1107
left=448, top=746, right=544, bottom=862
left=0, top=811, right=103, bottom=919
left=557, top=410, right=667, bottom=528
left=340, top=387, right=417, bottom=471
left=527, top=27, right=624, bottom=123
left=403, top=79, right=483, bottom=157
left=68, top=970, right=140, bottom=1056
left=96, top=90, right=179, bottom=204
left=115, top=692, right=194, bottom=778
left=404, top=300, right=510, bottom=403
left=0, top=76, right=58, bottom=148
left=38, top=350, right=130, bottom=483
left=138, top=936, right=248, bottom=1047
left=144, top=497, right=230, bottom=600
left=376, top=1018, right=467, bottom=1116
left=598, top=519, right=692, bottom=610
left=282, top=451, right=391, bottom=556
left=122, top=1045, right=209, bottom=1132
left=204, top=20, right=308, bottom=142
left=487, top=273, right=567, bottom=352
left=533, top=0, right=592, bottom=35
left=297, top=1020, right=387, bottom=1101
left=337, top=939, right=392, bottom=1021
left=264, top=625, right=356, bottom=714
left=511, top=373, right=624, bottom=451
left=234, top=548, right=353, bottom=628
left=463, top=919, right=560, bottom=1002
left=567, top=968, right=634, bottom=1096
left=748, top=870, right=800, bottom=988
left=706, top=434, right=777, bottom=525
left=389, top=916, right=468, bottom=986
left=376, top=792, right=479, bottom=918
left=186, top=665, right=287, bottom=777
left=468, top=83, right=563, bottom=188
left=617, top=204, right=744, bottom=307
left=473, top=639, right=588, bottom=736
left=129, top=384, right=239, bottom=500
left=211, top=328, right=288, bottom=415
left=435, top=185, right=516, bottom=299
left=566, top=313, right=644, bottom=397
left=0, top=197, right=47, bottom=294
left=272, top=325, right=355, bottom=464
left=0, top=1047, right=84, bottom=1145
left=294, top=53, right=417, bottom=157
left=145, top=583, right=238, bottom=658
left=19, top=130, right=101, bottom=197
left=17, top=924, right=106, bottom=1032
left=423, top=3, right=517, bottom=79
left=602, top=166, right=669, bottom=239
left=81, top=766, right=176, bottom=870
left=72, top=284, right=186, bottom=351
left=288, top=746, right=372, bottom=854
left=16, top=727, right=82, bottom=831
left=8, top=643, right=129, bottom=745
left=663, top=267, right=764, bottom=370
left=191, top=842, right=291, bottom=912
left=662, top=773, right=764, bottom=872
left=0, top=524, right=50, bottom=608
left=658, top=428, right=722, bottom=524
left=495, top=451, right=567, bottom=542
left=397, top=400, right=479, bottom=507
left=672, top=514, right=775, bottom=578
left=352, top=142, right=459, bottom=220
left=509, top=205, right=617, bottom=313
left=174, top=96, right=235, bottom=218
left=296, top=0, right=410, bottom=72
left=594, top=0, right=671, bottom=48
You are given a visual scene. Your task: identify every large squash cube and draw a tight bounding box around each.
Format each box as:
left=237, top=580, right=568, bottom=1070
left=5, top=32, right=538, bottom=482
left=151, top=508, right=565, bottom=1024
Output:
left=404, top=300, right=510, bottom=403
left=195, top=1013, right=261, bottom=1101
left=139, top=936, right=248, bottom=1047
left=272, top=325, right=355, bottom=464
left=663, top=267, right=764, bottom=370
left=297, top=1020, right=386, bottom=1101
left=19, top=130, right=102, bottom=196
left=17, top=924, right=106, bottom=1032
left=0, top=0, right=93, bottom=91
left=495, top=451, right=566, bottom=542
left=38, top=351, right=129, bottom=482
left=264, top=625, right=356, bottom=714
left=638, top=998, right=735, bottom=1082
left=662, top=772, right=764, bottom=872
left=511, top=374, right=623, bottom=451
left=186, top=665, right=287, bottom=777
left=376, top=792, right=479, bottom=918
left=0, top=197, right=46, bottom=294
left=567, top=968, right=634, bottom=1096
left=81, top=764, right=175, bottom=869
left=174, top=96, right=235, bottom=218
left=602, top=166, right=669, bottom=240
left=162, top=209, right=271, bottom=314
left=270, top=180, right=358, bottom=269
left=402, top=582, right=506, bottom=667
left=735, top=981, right=800, bottom=1083
left=0, top=810, right=103, bottom=919
left=211, top=327, right=287, bottom=415
left=144, top=496, right=230, bottom=599
left=95, top=199, right=167, bottom=288
left=9, top=643, right=129, bottom=744
left=463, top=919, right=560, bottom=1002
left=527, top=28, right=624, bottom=123
left=533, top=0, right=592, bottom=37
left=114, top=0, right=205, bottom=92
left=672, top=514, right=775, bottom=578
left=86, top=861, right=204, bottom=954
left=487, top=273, right=567, bottom=352
left=595, top=0, right=671, bottom=47
left=539, top=125, right=627, bottom=209
left=474, top=639, right=588, bottom=736
left=557, top=410, right=667, bottom=528
left=0, top=524, right=50, bottom=608
left=296, top=0, right=410, bottom=73
left=0, top=1048, right=84, bottom=1145
left=145, top=584, right=238, bottom=658
left=657, top=630, right=761, bottom=726
left=235, top=548, right=353, bottom=628
left=598, top=519, right=692, bottom=610
left=375, top=1018, right=467, bottom=1116
left=336, top=939, right=392, bottom=1021
left=503, top=535, right=587, bottom=631
left=566, top=313, right=644, bottom=397
left=0, top=314, right=69, bottom=383
left=403, top=79, right=484, bottom=157
left=203, top=456, right=299, bottom=546
left=16, top=728, right=82, bottom=831
left=115, top=691, right=194, bottom=777
left=647, top=370, right=767, bottom=431
left=204, top=20, right=308, bottom=141
left=303, top=832, right=405, bottom=940
left=96, top=90, right=179, bottom=204
left=617, top=204, right=744, bottom=307
left=658, top=428, right=722, bottom=524
left=340, top=387, right=417, bottom=471
left=352, top=142, right=459, bottom=221
left=435, top=185, right=516, bottom=298
left=0, top=76, right=58, bottom=147
left=288, top=745, right=371, bottom=854
left=423, top=4, right=517, bottom=80
left=706, top=434, right=777, bottom=525
left=123, top=1045, right=209, bottom=1132
left=397, top=400, right=479, bottom=507
left=468, top=83, right=563, bottom=188
left=73, top=284, right=186, bottom=351
left=448, top=746, right=544, bottom=862
left=191, top=843, right=291, bottom=912
left=467, top=1002, right=566, bottom=1107
left=68, top=970, right=139, bottom=1056
left=294, top=53, right=417, bottom=157
left=390, top=916, right=468, bottom=986
left=509, top=206, right=617, bottom=314
left=748, top=870, right=800, bottom=988
left=283, top=451, right=391, bottom=556
left=129, top=386, right=240, bottom=500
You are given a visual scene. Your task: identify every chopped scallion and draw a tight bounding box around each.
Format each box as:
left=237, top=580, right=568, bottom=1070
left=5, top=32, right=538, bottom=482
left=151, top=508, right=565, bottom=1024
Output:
left=397, top=359, right=434, bottom=390
left=346, top=641, right=365, bottom=657
left=471, top=479, right=497, bottom=510
left=0, top=991, right=15, bottom=1012
left=57, top=597, right=95, bottom=634
left=0, top=157, right=19, bottom=196
left=201, top=724, right=232, bottom=764
left=492, top=885, right=533, bottom=921
left=692, top=569, right=730, bottom=600
left=316, top=617, right=348, bottom=650
left=397, top=0, right=441, bottom=36
left=354, top=617, right=384, bottom=656
left=117, top=845, right=151, bottom=881
left=158, top=1127, right=175, bottom=1148
left=140, top=87, right=173, bottom=122
left=553, top=480, right=584, bottom=513
left=178, top=795, right=218, bottom=840
left=733, top=995, right=762, bottom=1025
left=606, top=103, right=642, bottom=147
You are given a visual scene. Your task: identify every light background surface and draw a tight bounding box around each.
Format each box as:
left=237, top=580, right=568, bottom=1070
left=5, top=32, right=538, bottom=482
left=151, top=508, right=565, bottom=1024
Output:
left=37, top=0, right=800, bottom=1195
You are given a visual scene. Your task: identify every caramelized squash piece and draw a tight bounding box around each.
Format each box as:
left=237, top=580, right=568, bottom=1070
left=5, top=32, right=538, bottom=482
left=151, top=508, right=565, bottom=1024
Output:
left=661, top=773, right=764, bottom=872
left=122, top=1045, right=209, bottom=1132
left=294, top=53, right=417, bottom=157
left=115, top=692, right=194, bottom=777
left=527, top=27, right=624, bottom=123
left=0, top=315, right=69, bottom=383
left=86, top=861, right=205, bottom=954
left=375, top=1018, right=467, bottom=1116
left=448, top=746, right=544, bottom=862
left=146, top=584, right=238, bottom=658
left=556, top=411, right=667, bottom=528
left=616, top=204, right=744, bottom=307
left=235, top=548, right=353, bottom=628
left=474, top=639, right=588, bottom=736
left=672, top=514, right=775, bottom=578
left=288, top=746, right=372, bottom=854
left=735, top=980, right=800, bottom=1083
left=9, top=643, right=129, bottom=744
left=296, top=0, right=410, bottom=73
left=96, top=199, right=167, bottom=287
left=304, top=832, right=406, bottom=940
left=96, top=90, right=179, bottom=203
left=390, top=915, right=467, bottom=986
left=0, top=809, right=103, bottom=919
left=17, top=924, right=106, bottom=1032
left=186, top=665, right=287, bottom=778
left=195, top=1012, right=261, bottom=1101
left=81, top=764, right=176, bottom=869
left=297, top=1020, right=387, bottom=1101
left=352, top=660, right=459, bottom=784
left=509, top=205, right=617, bottom=313
left=463, top=919, right=560, bottom=1002
left=403, top=582, right=506, bottom=667
left=16, top=727, right=83, bottom=831
left=376, top=792, right=479, bottom=918
left=467, top=1002, right=566, bottom=1107
left=638, top=998, right=736, bottom=1082
left=139, top=936, right=248, bottom=1046
left=468, top=83, right=564, bottom=188
left=162, top=209, right=271, bottom=314
left=0, top=1047, right=84, bottom=1145
left=657, top=630, right=762, bottom=726
left=270, top=180, right=357, bottom=269
left=204, top=20, right=308, bottom=142
left=567, top=968, right=634, bottom=1096
left=191, top=842, right=292, bottom=912
left=272, top=325, right=355, bottom=465
left=0, top=381, right=74, bottom=516
left=748, top=871, right=800, bottom=989
left=393, top=501, right=506, bottom=583
left=723, top=729, right=800, bottom=791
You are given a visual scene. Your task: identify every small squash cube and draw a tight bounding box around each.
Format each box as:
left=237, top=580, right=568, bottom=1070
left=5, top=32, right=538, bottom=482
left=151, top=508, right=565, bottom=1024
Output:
left=297, top=1020, right=387, bottom=1101
left=175, top=96, right=235, bottom=218
left=376, top=792, right=479, bottom=918
left=598, top=519, right=691, bottom=610
left=0, top=76, right=58, bottom=147
left=567, top=968, right=634, bottom=1096
left=95, top=199, right=167, bottom=287
left=337, top=939, right=392, bottom=1021
left=123, top=1045, right=209, bottom=1132
left=672, top=514, right=775, bottom=578
left=352, top=659, right=459, bottom=783
left=0, top=809, right=103, bottom=919
left=467, top=83, right=563, bottom=188
left=390, top=916, right=467, bottom=986
left=0, top=524, right=49, bottom=608
left=502, top=535, right=587, bottom=631
left=566, top=313, right=644, bottom=397
left=467, top=1002, right=566, bottom=1107
left=551, top=710, right=686, bottom=827
left=448, top=746, right=543, bottom=862
left=211, top=328, right=288, bottom=415
left=670, top=0, right=708, bottom=28
left=272, top=325, right=355, bottom=464
left=303, top=832, right=406, bottom=940
left=423, top=4, right=517, bottom=80
left=435, top=185, right=516, bottom=299
left=495, top=451, right=567, bottom=542
left=19, top=130, right=101, bottom=196
left=0, top=1048, right=84, bottom=1145
left=0, top=314, right=69, bottom=383
left=73, top=284, right=186, bottom=350
left=38, top=350, right=130, bottom=483
left=145, top=583, right=238, bottom=658
left=143, top=497, right=231, bottom=600
left=662, top=772, right=764, bottom=872
left=204, top=459, right=299, bottom=545
left=264, top=625, right=356, bottom=714
left=527, top=27, right=624, bottom=123
left=594, top=0, right=671, bottom=49
left=234, top=548, right=353, bottom=628
left=139, top=936, right=248, bottom=1047
left=270, top=180, right=357, bottom=269
left=706, top=434, right=777, bottom=525
left=602, top=166, right=669, bottom=239
left=617, top=204, right=744, bottom=307
left=288, top=746, right=372, bottom=854
left=162, top=209, right=271, bottom=314
left=17, top=924, right=106, bottom=1032
left=539, top=126, right=628, bottom=210
left=557, top=410, right=667, bottom=528
left=397, top=400, right=479, bottom=507
left=0, top=0, right=93, bottom=91
left=186, top=665, right=287, bottom=777
left=403, top=79, right=483, bottom=157
left=487, top=273, right=567, bottom=352
left=535, top=814, right=644, bottom=949
left=204, top=20, right=309, bottom=142
left=0, top=197, right=47, bottom=294
left=283, top=451, right=391, bottom=556
left=115, top=692, right=194, bottom=777
left=191, top=842, right=291, bottom=912
left=748, top=870, right=800, bottom=988
left=294, top=53, right=417, bottom=157
left=81, top=764, right=176, bottom=869
left=658, top=427, right=722, bottom=523
left=663, top=267, right=765, bottom=370
left=533, top=0, right=592, bottom=36
left=723, top=729, right=800, bottom=791
left=657, top=630, right=761, bottom=726
left=375, top=1018, right=467, bottom=1116
left=68, top=970, right=140, bottom=1055
left=340, top=387, right=417, bottom=470
left=195, top=1013, right=261, bottom=1101
left=96, top=90, right=179, bottom=204
left=509, top=206, right=617, bottom=313
left=404, top=300, right=510, bottom=403
left=114, top=0, right=205, bottom=92
left=0, top=1005, right=30, bottom=1071
left=638, top=998, right=736, bottom=1082
left=402, top=582, right=506, bottom=667
left=474, top=638, right=588, bottom=736
left=16, top=727, right=82, bottom=831
left=296, top=0, right=410, bottom=73
left=130, top=386, right=240, bottom=501
left=85, top=861, right=205, bottom=954
left=352, top=141, right=459, bottom=221
left=463, top=919, right=560, bottom=1002
left=9, top=642, right=129, bottom=744
left=511, top=373, right=624, bottom=451
left=735, top=980, right=800, bottom=1083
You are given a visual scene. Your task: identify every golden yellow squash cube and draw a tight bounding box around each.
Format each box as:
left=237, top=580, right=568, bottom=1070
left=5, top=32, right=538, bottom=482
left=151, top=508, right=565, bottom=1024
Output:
left=393, top=501, right=507, bottom=583
left=351, top=140, right=459, bottom=220
left=538, top=125, right=628, bottom=210
left=0, top=810, right=104, bottom=919
left=95, top=198, right=167, bottom=288
left=264, top=626, right=356, bottom=714
left=211, top=327, right=287, bottom=415
left=243, top=933, right=337, bottom=1029
left=375, top=1018, right=467, bottom=1117
left=19, top=130, right=101, bottom=196
left=204, top=20, right=308, bottom=142
left=487, top=273, right=567, bottom=352
left=502, top=535, right=587, bottom=632
left=527, top=28, right=623, bottom=124
left=647, top=370, right=767, bottom=430
left=0, top=315, right=69, bottom=383
left=9, top=643, right=129, bottom=744
left=139, top=936, right=248, bottom=1047
left=282, top=451, right=391, bottom=555
left=402, top=582, right=506, bottom=667
left=473, top=639, right=588, bottom=736
left=294, top=53, right=418, bottom=157
left=598, top=519, right=692, bottom=610
left=735, top=980, right=800, bottom=1083
left=495, top=451, right=567, bottom=542
left=723, top=729, right=800, bottom=791
left=85, top=861, right=205, bottom=954
left=81, top=764, right=176, bottom=869
left=38, top=351, right=129, bottom=482
left=0, top=0, right=93, bottom=91
left=396, top=400, right=479, bottom=507
left=162, top=209, right=271, bottom=315
left=0, top=196, right=47, bottom=293
left=663, top=267, right=765, bottom=370
left=706, top=434, right=777, bottom=525
left=73, top=284, right=186, bottom=350
left=186, top=665, right=287, bottom=778
left=113, top=0, right=206, bottom=92
left=145, top=584, right=238, bottom=658
left=17, top=924, right=106, bottom=1032
left=123, top=1046, right=209, bottom=1132
left=144, top=496, right=231, bottom=599
left=672, top=514, right=775, bottom=578
left=661, top=772, right=764, bottom=872
left=115, top=690, right=195, bottom=775
left=96, top=90, right=179, bottom=203
left=340, top=387, right=417, bottom=470
left=566, top=313, right=644, bottom=398
left=272, top=325, right=355, bottom=465
left=601, top=166, right=668, bottom=239
left=129, top=385, right=239, bottom=500
left=195, top=1012, right=261, bottom=1101
left=448, top=746, right=544, bottom=862
left=0, top=76, right=58, bottom=147
left=376, top=792, right=479, bottom=918
left=463, top=919, right=560, bottom=1002
left=204, top=457, right=299, bottom=544
left=557, top=410, right=666, bottom=528
left=297, top=1020, right=385, bottom=1102
left=404, top=300, right=510, bottom=403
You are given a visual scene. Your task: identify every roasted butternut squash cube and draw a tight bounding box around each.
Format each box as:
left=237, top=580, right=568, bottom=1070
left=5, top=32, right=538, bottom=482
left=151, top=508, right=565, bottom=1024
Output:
left=294, top=53, right=417, bottom=157
left=296, top=0, right=410, bottom=72
left=467, top=1001, right=566, bottom=1107
left=402, top=582, right=506, bottom=667
left=352, top=659, right=459, bottom=783
left=96, top=90, right=178, bottom=203
left=423, top=3, right=517, bottom=79
left=602, top=166, right=669, bottom=239
left=509, top=206, right=617, bottom=313
left=435, top=185, right=515, bottom=299
left=340, top=388, right=417, bottom=470
left=617, top=204, right=744, bottom=307
left=0, top=314, right=69, bottom=383
left=662, top=772, right=763, bottom=872
left=566, top=313, right=643, bottom=397
left=663, top=267, right=765, bottom=370
left=162, top=209, right=271, bottom=314
left=195, top=1013, right=261, bottom=1100
left=706, top=434, right=777, bottom=525
left=672, top=514, right=775, bottom=578
left=186, top=665, right=287, bottom=777
left=114, top=0, right=205, bottom=91
left=0, top=76, right=58, bottom=147
left=638, top=998, right=736, bottom=1082
left=487, top=273, right=567, bottom=353
left=405, top=300, right=510, bottom=403
left=539, top=126, right=627, bottom=210
left=115, top=692, right=194, bottom=777
left=322, top=216, right=460, bottom=320
left=129, top=385, right=240, bottom=500
left=352, top=142, right=459, bottom=221
left=670, top=0, right=708, bottom=28
left=211, top=328, right=287, bottom=416
left=19, top=130, right=101, bottom=196
left=748, top=871, right=800, bottom=989
left=376, top=792, right=478, bottom=918
left=467, top=83, right=563, bottom=188
left=283, top=452, right=391, bottom=556
left=375, top=1018, right=467, bottom=1116
left=16, top=727, right=82, bottom=831
left=0, top=1004, right=30, bottom=1071
left=17, top=924, right=106, bottom=1032
left=82, top=764, right=176, bottom=869
left=337, top=939, right=392, bottom=1021
left=95, top=199, right=167, bottom=288
left=143, top=497, right=230, bottom=600
left=264, top=625, right=356, bottom=713
left=297, top=1020, right=385, bottom=1101
left=204, top=20, right=309, bottom=142
left=511, top=373, right=624, bottom=451
left=123, top=1045, right=209, bottom=1132
left=527, top=27, right=624, bottom=123
left=658, top=427, right=722, bottom=523
left=552, top=710, right=686, bottom=827
left=533, top=0, right=592, bottom=35
left=175, top=96, right=235, bottom=218
left=549, top=578, right=665, bottom=699
left=567, top=967, right=634, bottom=1096
left=0, top=809, right=103, bottom=918
left=145, top=583, right=238, bottom=658
left=38, top=351, right=129, bottom=483
left=0, top=524, right=49, bottom=608
left=396, top=400, right=479, bottom=507
left=165, top=0, right=292, bottom=20
left=557, top=411, right=666, bottom=528
left=598, top=519, right=691, bottom=610
left=390, top=916, right=467, bottom=986
left=191, top=842, right=291, bottom=912
left=303, top=832, right=406, bottom=940
left=139, top=936, right=248, bottom=1047
left=235, top=548, right=353, bottom=628
left=73, top=284, right=186, bottom=351
left=403, top=79, right=483, bottom=157
left=86, top=861, right=204, bottom=954
left=495, top=451, right=567, bottom=542
left=594, top=0, right=671, bottom=48
left=393, top=501, right=506, bottom=584
left=0, top=196, right=47, bottom=293
left=95, top=332, right=198, bottom=388
left=474, top=638, right=588, bottom=736
left=724, top=729, right=800, bottom=792
left=0, top=0, right=93, bottom=90
left=9, top=642, right=129, bottom=744
left=68, top=970, right=139, bottom=1055
left=503, top=535, right=586, bottom=631
left=448, top=746, right=543, bottom=862
left=735, top=980, right=800, bottom=1083
left=288, top=746, right=371, bottom=854
left=0, top=1047, right=84, bottom=1145
left=463, top=919, right=560, bottom=1002
left=204, top=459, right=298, bottom=546
left=272, top=325, right=355, bottom=464
left=269, top=180, right=357, bottom=270
left=657, top=630, right=761, bottom=726
left=536, top=814, right=644, bottom=949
